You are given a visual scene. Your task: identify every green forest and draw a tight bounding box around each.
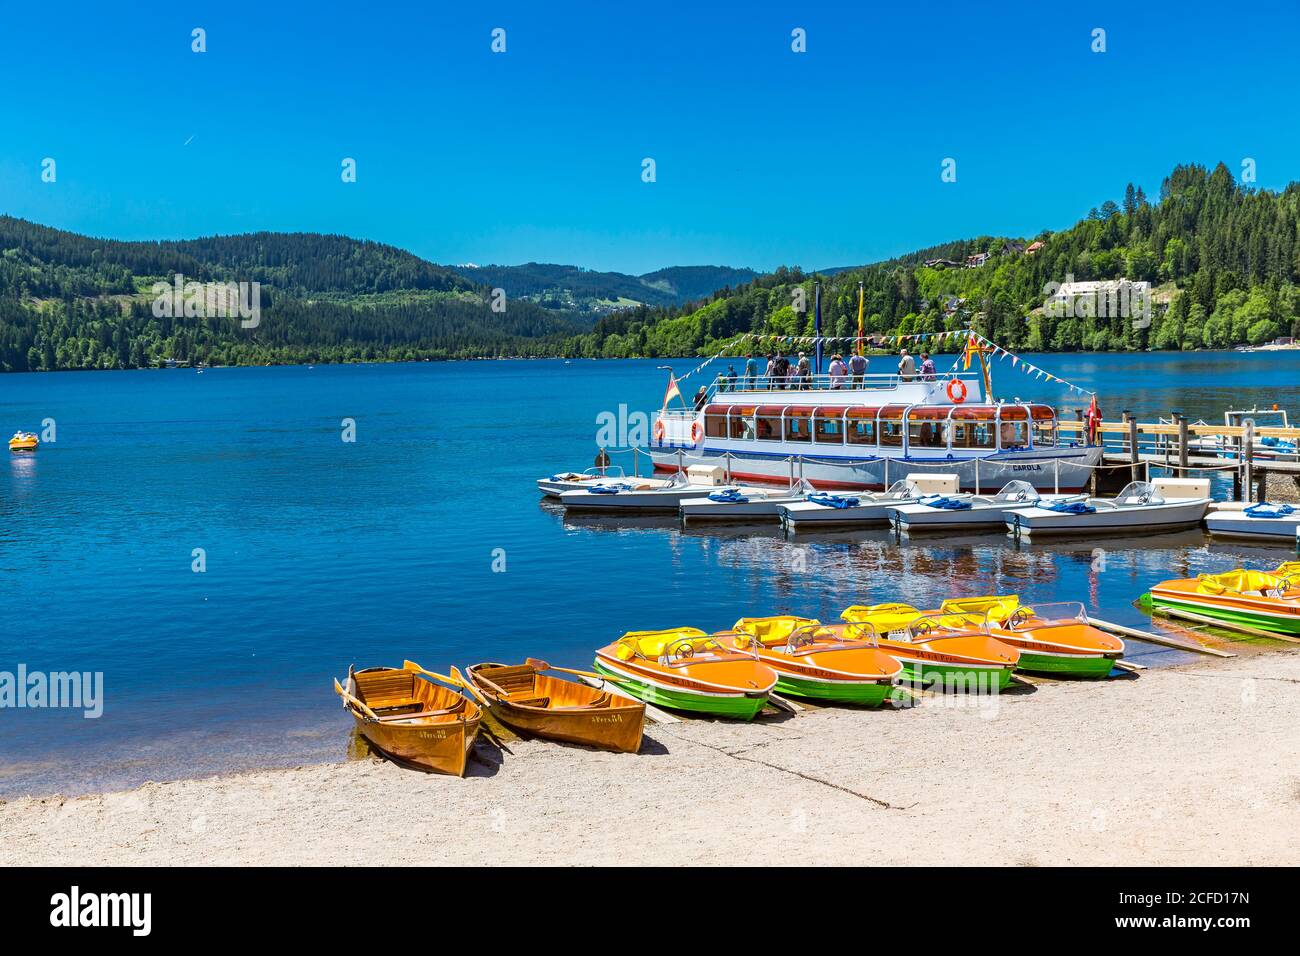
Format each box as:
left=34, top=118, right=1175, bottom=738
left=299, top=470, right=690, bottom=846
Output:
left=1, top=162, right=1297, bottom=372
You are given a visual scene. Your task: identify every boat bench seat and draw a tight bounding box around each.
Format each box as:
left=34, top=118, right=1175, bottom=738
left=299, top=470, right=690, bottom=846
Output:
left=376, top=706, right=461, bottom=723
left=505, top=696, right=551, bottom=709
left=476, top=665, right=537, bottom=697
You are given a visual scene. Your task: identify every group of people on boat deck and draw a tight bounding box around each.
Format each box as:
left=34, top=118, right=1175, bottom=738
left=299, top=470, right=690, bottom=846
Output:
left=712, top=347, right=936, bottom=393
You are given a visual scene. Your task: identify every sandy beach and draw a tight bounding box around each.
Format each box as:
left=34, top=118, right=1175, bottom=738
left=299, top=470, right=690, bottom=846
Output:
left=3, top=648, right=1297, bottom=867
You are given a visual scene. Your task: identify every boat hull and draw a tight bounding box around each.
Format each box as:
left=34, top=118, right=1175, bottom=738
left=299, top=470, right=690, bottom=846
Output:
left=592, top=657, right=770, bottom=719
left=1205, top=511, right=1300, bottom=541
left=353, top=715, right=479, bottom=776
left=1005, top=499, right=1210, bottom=538
left=1145, top=589, right=1300, bottom=635
left=894, top=494, right=1085, bottom=532
left=770, top=670, right=896, bottom=705
left=889, top=654, right=1015, bottom=690
left=679, top=494, right=806, bottom=522
left=780, top=497, right=920, bottom=528
left=558, top=485, right=723, bottom=512
left=1011, top=649, right=1117, bottom=677
left=652, top=446, right=1099, bottom=493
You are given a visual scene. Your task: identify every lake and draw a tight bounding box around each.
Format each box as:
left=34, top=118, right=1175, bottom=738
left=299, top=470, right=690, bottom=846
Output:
left=3, top=350, right=1299, bottom=796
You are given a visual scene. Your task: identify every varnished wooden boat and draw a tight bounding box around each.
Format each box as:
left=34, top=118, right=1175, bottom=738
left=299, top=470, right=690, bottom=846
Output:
left=334, top=665, right=481, bottom=776
left=463, top=661, right=646, bottom=752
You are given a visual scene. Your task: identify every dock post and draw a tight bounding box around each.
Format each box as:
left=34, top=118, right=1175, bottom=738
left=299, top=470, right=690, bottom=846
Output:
left=633, top=446, right=639, bottom=478
left=884, top=456, right=890, bottom=490
left=1176, top=412, right=1189, bottom=473
left=724, top=451, right=732, bottom=483
left=789, top=455, right=796, bottom=487
left=973, top=457, right=980, bottom=496
left=1122, top=410, right=1138, bottom=483
left=1053, top=458, right=1059, bottom=495
left=677, top=448, right=685, bottom=476
left=1244, top=420, right=1255, bottom=502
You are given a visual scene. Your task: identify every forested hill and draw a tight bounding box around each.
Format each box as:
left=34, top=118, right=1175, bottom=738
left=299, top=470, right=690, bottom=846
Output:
left=569, top=163, right=1300, bottom=358
left=451, top=262, right=757, bottom=313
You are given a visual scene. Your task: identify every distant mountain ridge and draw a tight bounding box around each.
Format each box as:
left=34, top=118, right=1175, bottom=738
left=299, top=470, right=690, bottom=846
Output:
left=452, top=262, right=758, bottom=313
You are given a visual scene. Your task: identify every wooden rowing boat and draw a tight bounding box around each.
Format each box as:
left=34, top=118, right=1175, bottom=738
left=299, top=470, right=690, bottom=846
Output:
left=334, top=665, right=481, bottom=776
left=593, top=627, right=778, bottom=720
left=1144, top=568, right=1300, bottom=635
left=718, top=616, right=902, bottom=706
left=932, top=596, right=1123, bottom=677
left=462, top=661, right=646, bottom=752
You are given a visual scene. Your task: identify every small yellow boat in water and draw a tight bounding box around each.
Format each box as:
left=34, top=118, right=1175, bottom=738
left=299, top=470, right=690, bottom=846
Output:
left=8, top=431, right=38, bottom=452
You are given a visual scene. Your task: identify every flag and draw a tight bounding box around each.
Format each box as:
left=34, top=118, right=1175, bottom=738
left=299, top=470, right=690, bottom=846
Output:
left=662, top=373, right=682, bottom=410
left=962, top=334, right=980, bottom=369
left=856, top=282, right=864, bottom=356
left=814, top=282, right=823, bottom=374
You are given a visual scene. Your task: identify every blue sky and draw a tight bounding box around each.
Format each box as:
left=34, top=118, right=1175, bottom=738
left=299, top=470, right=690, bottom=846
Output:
left=1, top=1, right=1296, bottom=274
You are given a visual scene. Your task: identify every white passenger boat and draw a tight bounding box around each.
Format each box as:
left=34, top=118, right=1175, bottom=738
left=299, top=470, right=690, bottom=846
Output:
left=648, top=353, right=1102, bottom=492
left=779, top=477, right=953, bottom=530
left=679, top=479, right=816, bottom=523
left=1205, top=501, right=1300, bottom=541
left=537, top=466, right=672, bottom=497
left=891, top=480, right=1087, bottom=533
left=1004, top=479, right=1212, bottom=539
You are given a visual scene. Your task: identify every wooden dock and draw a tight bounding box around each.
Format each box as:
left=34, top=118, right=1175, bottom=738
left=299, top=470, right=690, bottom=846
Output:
left=1058, top=415, right=1300, bottom=499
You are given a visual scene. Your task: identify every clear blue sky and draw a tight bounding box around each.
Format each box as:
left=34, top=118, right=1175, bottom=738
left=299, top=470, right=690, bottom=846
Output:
left=1, top=0, right=1296, bottom=275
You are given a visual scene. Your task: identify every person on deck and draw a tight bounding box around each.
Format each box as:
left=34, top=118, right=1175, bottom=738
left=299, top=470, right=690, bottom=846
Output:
left=848, top=351, right=868, bottom=386
left=772, top=353, right=791, bottom=389
left=919, top=352, right=936, bottom=381
left=795, top=353, right=811, bottom=389
left=743, top=353, right=759, bottom=389
left=764, top=354, right=777, bottom=388
left=828, top=353, right=847, bottom=388
left=898, top=349, right=916, bottom=381
left=694, top=386, right=708, bottom=410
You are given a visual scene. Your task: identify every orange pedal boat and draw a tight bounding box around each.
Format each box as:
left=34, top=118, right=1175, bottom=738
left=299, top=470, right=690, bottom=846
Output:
left=719, top=616, right=902, bottom=706
left=837, top=605, right=1020, bottom=690
left=593, top=627, right=777, bottom=719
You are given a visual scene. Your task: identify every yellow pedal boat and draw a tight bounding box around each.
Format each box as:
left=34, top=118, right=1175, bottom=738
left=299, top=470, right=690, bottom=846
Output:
left=8, top=431, right=38, bottom=452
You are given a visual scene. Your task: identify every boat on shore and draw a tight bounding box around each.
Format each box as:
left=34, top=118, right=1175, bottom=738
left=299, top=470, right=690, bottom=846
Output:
left=333, top=664, right=482, bottom=776
left=593, top=627, right=777, bottom=719
left=1143, top=568, right=1300, bottom=635
left=837, top=605, right=1020, bottom=689
left=779, top=476, right=956, bottom=529
left=679, top=479, right=815, bottom=523
left=1005, top=479, right=1212, bottom=539
left=891, top=480, right=1085, bottom=533
left=933, top=596, right=1124, bottom=677
left=8, top=431, right=38, bottom=452
left=720, top=616, right=902, bottom=705
left=459, top=660, right=646, bottom=752
left=1205, top=501, right=1300, bottom=541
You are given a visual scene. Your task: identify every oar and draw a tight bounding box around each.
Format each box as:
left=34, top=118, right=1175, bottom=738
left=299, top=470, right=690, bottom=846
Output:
left=1146, top=606, right=1300, bottom=644
left=401, top=660, right=488, bottom=705
left=765, top=691, right=802, bottom=715
left=333, top=678, right=380, bottom=721
left=526, top=657, right=680, bottom=724
left=1089, top=615, right=1235, bottom=658
left=1114, top=659, right=1147, bottom=672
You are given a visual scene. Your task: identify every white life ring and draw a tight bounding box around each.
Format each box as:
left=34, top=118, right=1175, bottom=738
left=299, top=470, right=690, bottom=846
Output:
left=946, top=378, right=968, bottom=404
left=653, top=420, right=666, bottom=442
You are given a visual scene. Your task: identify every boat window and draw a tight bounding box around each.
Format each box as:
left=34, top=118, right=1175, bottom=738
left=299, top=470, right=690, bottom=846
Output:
left=999, top=420, right=1029, bottom=449
left=754, top=406, right=783, bottom=442
left=728, top=405, right=756, bottom=440
left=784, top=406, right=814, bottom=443
left=813, top=408, right=844, bottom=444
left=951, top=420, right=994, bottom=449
left=908, top=419, right=948, bottom=448
left=879, top=406, right=907, bottom=448
left=846, top=409, right=877, bottom=445
left=703, top=406, right=729, bottom=439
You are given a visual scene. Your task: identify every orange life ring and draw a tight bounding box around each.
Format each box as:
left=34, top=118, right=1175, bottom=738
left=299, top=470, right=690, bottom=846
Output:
left=653, top=420, right=666, bottom=442
left=946, top=378, right=968, bottom=403
left=691, top=421, right=704, bottom=444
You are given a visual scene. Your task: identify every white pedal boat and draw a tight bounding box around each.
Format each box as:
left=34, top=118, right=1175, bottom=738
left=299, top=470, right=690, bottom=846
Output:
left=779, top=480, right=935, bottom=530
left=679, top=480, right=815, bottom=523
left=1206, top=501, right=1300, bottom=541
left=1004, top=480, right=1211, bottom=539
left=557, top=472, right=731, bottom=512
left=537, top=466, right=673, bottom=497
left=892, top=481, right=1086, bottom=533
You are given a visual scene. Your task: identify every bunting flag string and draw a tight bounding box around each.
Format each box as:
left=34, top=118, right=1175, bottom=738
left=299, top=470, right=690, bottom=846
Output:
left=674, top=328, right=1094, bottom=396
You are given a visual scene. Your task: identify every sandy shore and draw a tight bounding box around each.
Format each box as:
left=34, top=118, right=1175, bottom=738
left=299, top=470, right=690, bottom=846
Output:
left=4, top=650, right=1298, bottom=866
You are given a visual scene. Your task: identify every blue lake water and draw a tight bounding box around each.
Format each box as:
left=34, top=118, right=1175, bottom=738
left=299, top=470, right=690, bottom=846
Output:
left=3, top=351, right=1299, bottom=796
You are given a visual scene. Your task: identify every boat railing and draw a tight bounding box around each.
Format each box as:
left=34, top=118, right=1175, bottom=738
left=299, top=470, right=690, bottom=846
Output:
left=701, top=370, right=983, bottom=403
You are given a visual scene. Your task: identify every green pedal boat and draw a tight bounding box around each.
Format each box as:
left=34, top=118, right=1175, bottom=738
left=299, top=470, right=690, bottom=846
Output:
left=593, top=628, right=777, bottom=719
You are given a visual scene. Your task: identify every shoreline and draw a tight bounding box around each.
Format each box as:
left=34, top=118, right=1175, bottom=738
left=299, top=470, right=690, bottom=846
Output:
left=4, top=649, right=1296, bottom=866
